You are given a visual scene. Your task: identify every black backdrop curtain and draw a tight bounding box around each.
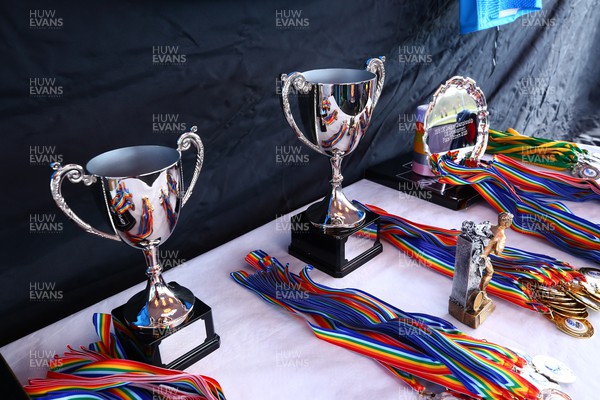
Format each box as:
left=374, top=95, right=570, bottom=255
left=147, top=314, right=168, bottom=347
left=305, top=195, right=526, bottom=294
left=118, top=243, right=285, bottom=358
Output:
left=1, top=0, right=598, bottom=345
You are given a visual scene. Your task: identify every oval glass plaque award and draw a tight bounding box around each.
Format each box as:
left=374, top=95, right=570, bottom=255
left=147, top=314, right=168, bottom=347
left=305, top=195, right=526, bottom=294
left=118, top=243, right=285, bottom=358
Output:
left=422, top=76, right=489, bottom=173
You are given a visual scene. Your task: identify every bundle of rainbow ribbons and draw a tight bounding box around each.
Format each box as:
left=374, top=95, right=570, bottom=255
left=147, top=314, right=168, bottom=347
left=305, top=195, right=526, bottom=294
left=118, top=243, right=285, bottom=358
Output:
left=23, top=313, right=226, bottom=400
left=232, top=250, right=541, bottom=399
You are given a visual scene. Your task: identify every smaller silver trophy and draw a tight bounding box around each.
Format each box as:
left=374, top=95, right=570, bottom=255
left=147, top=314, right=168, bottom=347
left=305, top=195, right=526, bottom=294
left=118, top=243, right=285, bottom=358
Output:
left=279, top=58, right=385, bottom=277
left=50, top=126, right=219, bottom=369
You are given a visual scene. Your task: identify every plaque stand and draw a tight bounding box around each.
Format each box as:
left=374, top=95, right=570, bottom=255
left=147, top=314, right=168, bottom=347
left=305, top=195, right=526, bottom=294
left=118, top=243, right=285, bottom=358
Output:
left=365, top=154, right=480, bottom=210
left=112, top=282, right=220, bottom=370
left=288, top=209, right=382, bottom=278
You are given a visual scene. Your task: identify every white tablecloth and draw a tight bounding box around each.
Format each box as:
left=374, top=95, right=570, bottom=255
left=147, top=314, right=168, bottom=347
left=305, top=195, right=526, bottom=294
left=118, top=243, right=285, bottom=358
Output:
left=3, top=179, right=599, bottom=398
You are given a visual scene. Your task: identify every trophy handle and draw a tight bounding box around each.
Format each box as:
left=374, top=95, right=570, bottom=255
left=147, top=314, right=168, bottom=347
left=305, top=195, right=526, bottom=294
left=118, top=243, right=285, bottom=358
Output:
left=280, top=72, right=326, bottom=156
left=177, top=125, right=204, bottom=207
left=50, top=163, right=121, bottom=241
left=365, top=56, right=386, bottom=109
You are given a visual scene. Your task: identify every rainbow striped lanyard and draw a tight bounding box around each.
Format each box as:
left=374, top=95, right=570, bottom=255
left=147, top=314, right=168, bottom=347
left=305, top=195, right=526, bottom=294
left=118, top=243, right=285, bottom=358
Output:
left=430, top=154, right=600, bottom=265
left=487, top=128, right=586, bottom=171
left=487, top=128, right=600, bottom=181
left=24, top=313, right=226, bottom=400
left=232, top=250, right=542, bottom=399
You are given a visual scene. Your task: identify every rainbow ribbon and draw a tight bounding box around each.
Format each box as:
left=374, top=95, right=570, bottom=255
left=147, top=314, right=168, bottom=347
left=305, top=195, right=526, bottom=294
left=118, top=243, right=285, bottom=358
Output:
left=486, top=128, right=587, bottom=171
left=431, top=154, right=600, bottom=264
left=362, top=204, right=587, bottom=317
left=488, top=154, right=600, bottom=199
left=24, top=313, right=226, bottom=400
left=232, top=250, right=540, bottom=400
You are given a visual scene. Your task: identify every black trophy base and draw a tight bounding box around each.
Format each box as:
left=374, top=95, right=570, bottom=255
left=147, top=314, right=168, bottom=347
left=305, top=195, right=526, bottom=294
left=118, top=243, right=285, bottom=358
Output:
left=288, top=209, right=382, bottom=278
left=112, top=285, right=220, bottom=370
left=365, top=153, right=480, bottom=210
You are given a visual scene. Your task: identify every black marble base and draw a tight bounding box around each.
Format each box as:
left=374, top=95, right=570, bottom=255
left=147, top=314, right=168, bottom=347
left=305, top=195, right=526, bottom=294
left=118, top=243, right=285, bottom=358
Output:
left=288, top=209, right=382, bottom=278
left=365, top=153, right=480, bottom=210
left=112, top=287, right=220, bottom=370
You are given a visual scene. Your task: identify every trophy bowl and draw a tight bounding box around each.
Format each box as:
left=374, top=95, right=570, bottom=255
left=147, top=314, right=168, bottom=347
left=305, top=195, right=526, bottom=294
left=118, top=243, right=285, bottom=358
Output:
left=50, top=127, right=204, bottom=333
left=280, top=57, right=385, bottom=230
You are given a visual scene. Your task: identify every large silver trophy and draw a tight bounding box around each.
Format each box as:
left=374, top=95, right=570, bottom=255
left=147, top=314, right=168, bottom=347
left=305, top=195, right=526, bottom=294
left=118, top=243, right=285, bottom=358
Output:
left=50, top=126, right=219, bottom=368
left=279, top=58, right=385, bottom=277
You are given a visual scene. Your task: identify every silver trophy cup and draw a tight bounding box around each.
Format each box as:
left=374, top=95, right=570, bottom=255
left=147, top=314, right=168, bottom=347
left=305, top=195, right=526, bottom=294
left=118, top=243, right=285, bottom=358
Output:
left=280, top=57, right=385, bottom=229
left=50, top=127, right=204, bottom=333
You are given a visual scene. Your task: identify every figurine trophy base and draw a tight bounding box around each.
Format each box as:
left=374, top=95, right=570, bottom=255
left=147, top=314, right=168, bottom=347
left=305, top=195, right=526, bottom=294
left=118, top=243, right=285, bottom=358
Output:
left=288, top=207, right=382, bottom=278
left=365, top=154, right=480, bottom=211
left=111, top=282, right=220, bottom=370
left=449, top=294, right=496, bottom=329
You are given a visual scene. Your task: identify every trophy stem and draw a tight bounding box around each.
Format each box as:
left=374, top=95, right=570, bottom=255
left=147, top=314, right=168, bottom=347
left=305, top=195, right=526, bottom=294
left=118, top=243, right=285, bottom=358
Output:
left=305, top=152, right=366, bottom=229
left=122, top=246, right=195, bottom=331
left=143, top=246, right=163, bottom=283
left=330, top=152, right=344, bottom=190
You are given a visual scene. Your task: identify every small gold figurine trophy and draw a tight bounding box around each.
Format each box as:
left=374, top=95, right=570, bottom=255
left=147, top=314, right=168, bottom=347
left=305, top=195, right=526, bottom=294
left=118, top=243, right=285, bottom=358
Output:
left=449, top=212, right=513, bottom=328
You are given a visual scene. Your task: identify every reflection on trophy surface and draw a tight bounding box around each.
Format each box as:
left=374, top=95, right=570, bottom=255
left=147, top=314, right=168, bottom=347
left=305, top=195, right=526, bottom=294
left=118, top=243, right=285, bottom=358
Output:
left=280, top=57, right=385, bottom=230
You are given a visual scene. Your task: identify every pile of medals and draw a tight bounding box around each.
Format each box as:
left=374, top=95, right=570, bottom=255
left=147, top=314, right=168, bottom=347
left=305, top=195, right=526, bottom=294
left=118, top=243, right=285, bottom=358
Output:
left=533, top=268, right=600, bottom=338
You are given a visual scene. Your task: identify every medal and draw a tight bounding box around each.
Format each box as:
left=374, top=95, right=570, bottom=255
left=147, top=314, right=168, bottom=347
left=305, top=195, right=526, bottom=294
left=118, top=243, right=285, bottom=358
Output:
left=556, top=316, right=594, bottom=338
left=519, top=366, right=561, bottom=391
left=564, top=287, right=600, bottom=311
left=543, top=313, right=594, bottom=338
left=533, top=355, right=576, bottom=384
left=583, top=286, right=600, bottom=303
left=541, top=297, right=581, bottom=307
left=543, top=300, right=581, bottom=309
left=549, top=308, right=588, bottom=319
left=579, top=267, right=600, bottom=296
